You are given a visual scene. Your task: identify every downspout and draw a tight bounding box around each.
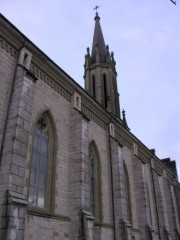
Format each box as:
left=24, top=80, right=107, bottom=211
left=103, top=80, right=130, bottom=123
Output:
left=108, top=123, right=116, bottom=240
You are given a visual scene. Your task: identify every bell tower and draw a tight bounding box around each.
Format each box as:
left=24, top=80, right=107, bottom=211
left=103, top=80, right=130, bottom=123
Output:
left=84, top=12, right=120, bottom=118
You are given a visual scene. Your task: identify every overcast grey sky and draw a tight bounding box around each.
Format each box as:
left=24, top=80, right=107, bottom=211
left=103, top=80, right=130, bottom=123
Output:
left=1, top=0, right=180, bottom=176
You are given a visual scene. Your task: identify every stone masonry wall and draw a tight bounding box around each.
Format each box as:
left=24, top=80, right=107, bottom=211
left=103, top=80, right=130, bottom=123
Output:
left=89, top=121, right=112, bottom=227
left=24, top=73, right=71, bottom=239
left=123, top=146, right=137, bottom=225
left=144, top=163, right=159, bottom=235
left=0, top=46, right=37, bottom=239
left=0, top=41, right=17, bottom=231
left=0, top=40, right=17, bottom=151
left=163, top=177, right=180, bottom=238
left=133, top=157, right=148, bottom=240
left=24, top=214, right=69, bottom=240
left=69, top=106, right=90, bottom=239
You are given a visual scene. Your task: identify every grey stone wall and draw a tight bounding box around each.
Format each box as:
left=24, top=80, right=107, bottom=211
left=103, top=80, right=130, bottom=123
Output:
left=69, top=106, right=90, bottom=239
left=24, top=214, right=69, bottom=240
left=24, top=68, right=71, bottom=239
left=0, top=39, right=17, bottom=151
left=0, top=46, right=37, bottom=239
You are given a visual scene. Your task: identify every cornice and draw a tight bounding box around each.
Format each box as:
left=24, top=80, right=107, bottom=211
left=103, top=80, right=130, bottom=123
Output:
left=154, top=160, right=164, bottom=176
left=115, top=130, right=132, bottom=148
left=0, top=14, right=30, bottom=53
left=0, top=36, right=18, bottom=58
left=30, top=63, right=71, bottom=102
left=165, top=169, right=175, bottom=183
left=81, top=104, right=108, bottom=130
left=138, top=148, right=151, bottom=165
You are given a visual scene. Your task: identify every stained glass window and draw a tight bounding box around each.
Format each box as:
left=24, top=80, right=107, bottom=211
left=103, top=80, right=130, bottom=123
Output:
left=28, top=117, right=49, bottom=208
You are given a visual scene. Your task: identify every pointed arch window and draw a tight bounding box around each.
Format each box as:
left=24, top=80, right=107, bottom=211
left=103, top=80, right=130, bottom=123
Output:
left=123, top=162, right=132, bottom=223
left=103, top=74, right=108, bottom=109
left=28, top=112, right=55, bottom=209
left=113, top=76, right=118, bottom=115
left=92, top=75, right=96, bottom=98
left=89, top=142, right=101, bottom=222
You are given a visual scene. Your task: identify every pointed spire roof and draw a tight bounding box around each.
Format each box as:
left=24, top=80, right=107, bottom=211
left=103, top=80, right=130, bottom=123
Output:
left=91, top=12, right=106, bottom=63
left=122, top=109, right=130, bottom=131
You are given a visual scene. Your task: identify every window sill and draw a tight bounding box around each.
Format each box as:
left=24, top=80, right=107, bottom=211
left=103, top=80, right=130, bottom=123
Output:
left=27, top=206, right=70, bottom=222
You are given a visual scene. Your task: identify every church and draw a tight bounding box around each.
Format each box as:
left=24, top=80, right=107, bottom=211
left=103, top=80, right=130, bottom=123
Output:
left=0, top=11, right=180, bottom=240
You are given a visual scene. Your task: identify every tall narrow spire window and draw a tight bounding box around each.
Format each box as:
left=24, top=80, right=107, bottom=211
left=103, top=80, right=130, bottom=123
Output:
left=89, top=141, right=101, bottom=222
left=92, top=75, right=96, bottom=98
left=113, top=76, right=117, bottom=114
left=28, top=112, right=55, bottom=209
left=103, top=74, right=108, bottom=109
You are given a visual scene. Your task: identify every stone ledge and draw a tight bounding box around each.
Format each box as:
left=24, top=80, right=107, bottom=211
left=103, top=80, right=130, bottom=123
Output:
left=82, top=210, right=94, bottom=220
left=18, top=63, right=38, bottom=82
left=8, top=191, right=27, bottom=205
left=27, top=206, right=70, bottom=222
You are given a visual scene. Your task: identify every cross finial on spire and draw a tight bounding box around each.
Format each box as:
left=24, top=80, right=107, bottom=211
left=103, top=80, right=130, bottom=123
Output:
left=170, top=0, right=176, bottom=5
left=93, top=5, right=100, bottom=14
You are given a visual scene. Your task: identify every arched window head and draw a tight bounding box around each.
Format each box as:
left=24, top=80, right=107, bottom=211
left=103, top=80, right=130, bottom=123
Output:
left=23, top=53, right=28, bottom=66
left=28, top=111, right=56, bottom=210
left=89, top=141, right=101, bottom=222
left=123, top=162, right=132, bottom=223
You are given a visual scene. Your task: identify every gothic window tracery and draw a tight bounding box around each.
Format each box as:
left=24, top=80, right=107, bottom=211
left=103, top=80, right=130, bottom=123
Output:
left=28, top=112, right=55, bottom=209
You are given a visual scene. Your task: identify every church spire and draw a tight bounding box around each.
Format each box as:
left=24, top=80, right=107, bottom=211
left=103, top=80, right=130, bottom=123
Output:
left=91, top=12, right=106, bottom=64
left=84, top=11, right=121, bottom=118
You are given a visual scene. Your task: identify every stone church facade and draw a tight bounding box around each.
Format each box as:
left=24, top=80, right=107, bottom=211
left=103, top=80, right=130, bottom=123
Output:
left=0, top=12, right=180, bottom=240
